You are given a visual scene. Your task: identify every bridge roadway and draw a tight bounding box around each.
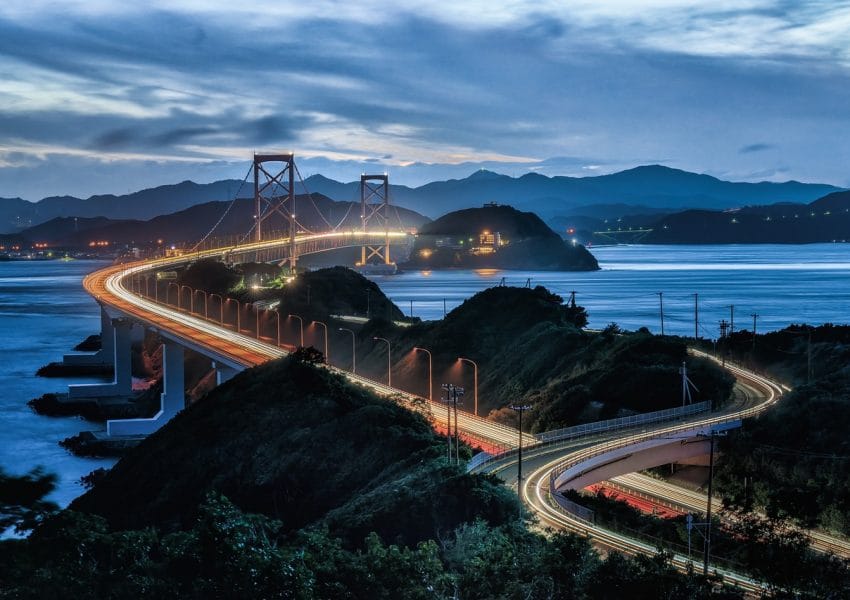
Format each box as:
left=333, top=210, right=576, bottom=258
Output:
left=476, top=356, right=785, bottom=593
left=85, top=232, right=519, bottom=449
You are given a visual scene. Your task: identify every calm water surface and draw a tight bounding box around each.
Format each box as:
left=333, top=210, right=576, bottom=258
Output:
left=374, top=244, right=850, bottom=336
left=0, top=259, right=115, bottom=512
left=2, top=244, right=849, bottom=512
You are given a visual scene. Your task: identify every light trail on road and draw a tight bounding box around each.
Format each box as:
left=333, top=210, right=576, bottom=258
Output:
left=84, top=235, right=520, bottom=449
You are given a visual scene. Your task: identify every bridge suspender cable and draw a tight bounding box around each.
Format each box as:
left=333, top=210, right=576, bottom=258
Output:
left=190, top=163, right=253, bottom=252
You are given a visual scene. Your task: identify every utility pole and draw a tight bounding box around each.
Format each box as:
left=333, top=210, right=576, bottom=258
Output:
left=452, top=386, right=464, bottom=464
left=808, top=331, right=813, bottom=384
left=693, top=293, right=699, bottom=339
left=441, top=384, right=453, bottom=462
left=703, top=431, right=716, bottom=577
left=510, top=404, right=533, bottom=516
left=751, top=313, right=758, bottom=352
left=657, top=292, right=665, bottom=336
left=719, top=320, right=729, bottom=367
left=729, top=304, right=735, bottom=335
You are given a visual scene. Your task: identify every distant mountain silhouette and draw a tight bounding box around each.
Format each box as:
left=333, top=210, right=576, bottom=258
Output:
left=0, top=165, right=842, bottom=235
left=0, top=180, right=243, bottom=233
left=303, top=165, right=842, bottom=219
left=15, top=194, right=429, bottom=247
left=640, top=191, right=850, bottom=244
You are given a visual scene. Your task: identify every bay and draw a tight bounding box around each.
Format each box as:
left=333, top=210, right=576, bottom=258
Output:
left=373, top=244, right=850, bottom=336
left=0, top=259, right=115, bottom=512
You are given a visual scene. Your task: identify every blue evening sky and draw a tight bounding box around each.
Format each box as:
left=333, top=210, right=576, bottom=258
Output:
left=0, top=1, right=848, bottom=199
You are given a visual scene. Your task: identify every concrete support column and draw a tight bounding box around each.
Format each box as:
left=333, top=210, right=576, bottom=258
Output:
left=69, top=318, right=133, bottom=399
left=63, top=306, right=115, bottom=366
left=213, top=361, right=239, bottom=385
left=160, top=342, right=185, bottom=421
left=107, top=340, right=185, bottom=437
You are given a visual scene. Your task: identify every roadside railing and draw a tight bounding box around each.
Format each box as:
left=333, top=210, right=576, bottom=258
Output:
left=467, top=400, right=712, bottom=473
left=535, top=401, right=710, bottom=443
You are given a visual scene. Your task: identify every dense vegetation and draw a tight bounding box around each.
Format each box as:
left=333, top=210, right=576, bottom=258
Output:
left=173, top=260, right=404, bottom=324
left=566, top=489, right=850, bottom=597
left=710, top=325, right=850, bottom=536
left=404, top=205, right=599, bottom=271
left=2, top=356, right=743, bottom=599
left=365, top=287, right=733, bottom=430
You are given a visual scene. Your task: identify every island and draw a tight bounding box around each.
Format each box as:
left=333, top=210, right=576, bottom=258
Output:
left=402, top=204, right=599, bottom=271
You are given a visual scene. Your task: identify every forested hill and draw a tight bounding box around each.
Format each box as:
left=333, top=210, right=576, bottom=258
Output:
left=403, top=204, right=599, bottom=270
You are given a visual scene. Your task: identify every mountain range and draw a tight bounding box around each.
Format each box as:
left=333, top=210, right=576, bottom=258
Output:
left=302, top=165, right=842, bottom=219
left=4, top=195, right=428, bottom=248
left=0, top=165, right=842, bottom=233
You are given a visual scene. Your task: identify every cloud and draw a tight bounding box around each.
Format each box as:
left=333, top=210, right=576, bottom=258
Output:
left=739, top=143, right=774, bottom=154
left=0, top=2, right=848, bottom=199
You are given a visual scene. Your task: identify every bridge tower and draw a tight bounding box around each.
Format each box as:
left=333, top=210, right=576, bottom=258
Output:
left=359, top=174, right=392, bottom=266
left=254, top=153, right=297, bottom=268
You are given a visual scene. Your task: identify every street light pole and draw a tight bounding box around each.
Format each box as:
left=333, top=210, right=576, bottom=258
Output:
left=441, top=383, right=453, bottom=461
left=657, top=291, right=664, bottom=336
left=458, top=357, right=479, bottom=416
left=373, top=337, right=391, bottom=387
left=704, top=431, right=716, bottom=577
left=339, top=328, right=356, bottom=373
left=413, top=347, right=432, bottom=401
left=510, top=403, right=533, bottom=515
left=312, top=320, right=329, bottom=362
left=288, top=314, right=304, bottom=347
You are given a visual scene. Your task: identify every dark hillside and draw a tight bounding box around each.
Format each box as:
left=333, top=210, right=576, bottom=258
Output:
left=359, top=286, right=733, bottom=428
left=71, top=356, right=515, bottom=543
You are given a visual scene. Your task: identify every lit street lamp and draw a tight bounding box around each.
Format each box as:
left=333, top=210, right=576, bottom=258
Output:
left=339, top=328, right=356, bottom=373
left=288, top=314, right=304, bottom=347
left=373, top=337, right=391, bottom=386
left=210, top=293, right=224, bottom=323
left=458, top=357, right=479, bottom=416
left=312, top=320, right=329, bottom=362
left=413, top=346, right=432, bottom=400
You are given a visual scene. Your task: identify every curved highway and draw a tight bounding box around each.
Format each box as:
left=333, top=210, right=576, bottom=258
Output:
left=87, top=238, right=790, bottom=591
left=475, top=355, right=785, bottom=592
left=85, top=236, right=519, bottom=449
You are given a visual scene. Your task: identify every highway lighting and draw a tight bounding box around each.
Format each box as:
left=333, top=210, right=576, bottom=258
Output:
left=339, top=328, right=356, bottom=373
left=180, top=285, right=194, bottom=313
left=210, top=293, right=224, bottom=323
left=373, top=337, right=391, bottom=386
left=288, top=314, right=304, bottom=347
left=168, top=282, right=179, bottom=308
left=458, top=357, right=479, bottom=416
left=225, top=298, right=241, bottom=331
left=312, top=320, right=329, bottom=362
left=413, top=347, right=432, bottom=401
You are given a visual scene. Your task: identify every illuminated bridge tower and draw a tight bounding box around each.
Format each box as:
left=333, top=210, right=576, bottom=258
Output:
left=254, top=153, right=297, bottom=268
left=360, top=174, right=392, bottom=267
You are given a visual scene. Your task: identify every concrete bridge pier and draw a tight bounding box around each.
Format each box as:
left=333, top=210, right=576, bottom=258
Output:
left=107, top=341, right=185, bottom=437
left=68, top=318, right=133, bottom=399
left=213, top=361, right=239, bottom=385
left=63, top=305, right=115, bottom=367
